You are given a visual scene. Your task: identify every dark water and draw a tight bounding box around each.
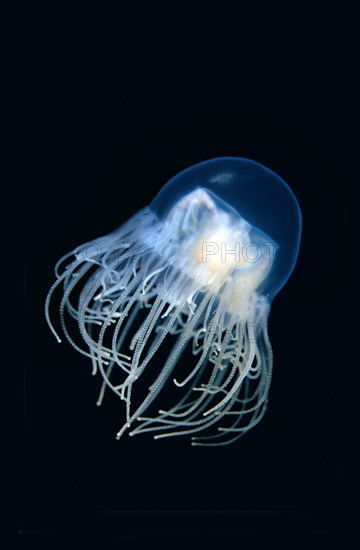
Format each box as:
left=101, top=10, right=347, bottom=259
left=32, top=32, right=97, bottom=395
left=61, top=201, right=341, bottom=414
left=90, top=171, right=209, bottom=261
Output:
left=19, top=40, right=347, bottom=547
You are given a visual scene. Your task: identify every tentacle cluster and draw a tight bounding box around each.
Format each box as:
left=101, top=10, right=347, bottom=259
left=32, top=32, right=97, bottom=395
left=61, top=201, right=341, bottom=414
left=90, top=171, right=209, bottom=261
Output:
left=46, top=207, right=273, bottom=446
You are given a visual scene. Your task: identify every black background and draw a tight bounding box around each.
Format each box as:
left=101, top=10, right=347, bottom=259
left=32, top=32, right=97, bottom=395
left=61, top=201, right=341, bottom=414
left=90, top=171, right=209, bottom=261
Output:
left=19, top=41, right=347, bottom=547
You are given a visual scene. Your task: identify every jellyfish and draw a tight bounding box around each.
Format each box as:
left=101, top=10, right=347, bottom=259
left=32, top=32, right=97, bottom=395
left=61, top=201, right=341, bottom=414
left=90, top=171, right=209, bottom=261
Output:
left=45, top=157, right=301, bottom=446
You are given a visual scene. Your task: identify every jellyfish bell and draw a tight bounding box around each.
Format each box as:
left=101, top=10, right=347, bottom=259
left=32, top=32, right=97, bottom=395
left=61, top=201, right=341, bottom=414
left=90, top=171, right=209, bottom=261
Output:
left=45, top=157, right=302, bottom=446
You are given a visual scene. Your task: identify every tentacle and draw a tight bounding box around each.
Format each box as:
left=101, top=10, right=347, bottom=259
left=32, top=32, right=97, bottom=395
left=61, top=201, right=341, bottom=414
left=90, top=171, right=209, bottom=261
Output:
left=45, top=203, right=273, bottom=446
